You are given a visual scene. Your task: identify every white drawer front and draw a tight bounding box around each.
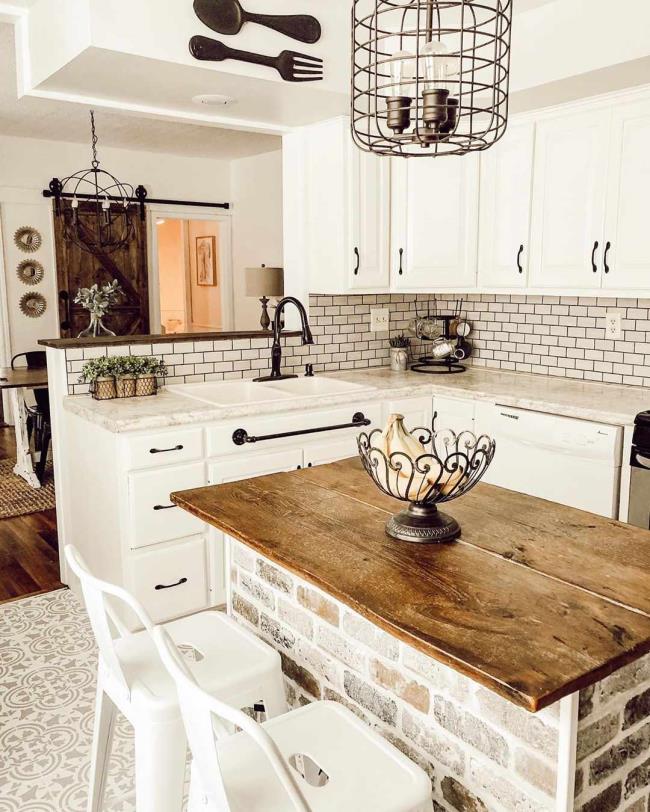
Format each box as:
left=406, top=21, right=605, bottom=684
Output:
left=130, top=537, right=209, bottom=623
left=206, top=403, right=382, bottom=457
left=125, top=428, right=203, bottom=471
left=128, top=462, right=206, bottom=549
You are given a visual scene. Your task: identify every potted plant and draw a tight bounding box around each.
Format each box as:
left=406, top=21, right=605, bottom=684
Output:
left=113, top=355, right=138, bottom=398
left=135, top=356, right=167, bottom=397
left=78, top=357, right=117, bottom=400
left=389, top=334, right=411, bottom=372
left=74, top=279, right=124, bottom=338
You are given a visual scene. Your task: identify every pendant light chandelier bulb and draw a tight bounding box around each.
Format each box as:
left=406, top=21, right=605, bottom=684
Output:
left=351, top=0, right=513, bottom=157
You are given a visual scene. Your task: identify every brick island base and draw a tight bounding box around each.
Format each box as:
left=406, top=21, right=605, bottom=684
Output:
left=228, top=539, right=650, bottom=812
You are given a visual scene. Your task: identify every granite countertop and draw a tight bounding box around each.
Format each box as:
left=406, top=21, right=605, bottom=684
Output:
left=172, top=458, right=650, bottom=710
left=62, top=366, right=650, bottom=433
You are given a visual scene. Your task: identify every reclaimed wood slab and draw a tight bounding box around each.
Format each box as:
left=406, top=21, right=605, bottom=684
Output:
left=172, top=458, right=650, bottom=711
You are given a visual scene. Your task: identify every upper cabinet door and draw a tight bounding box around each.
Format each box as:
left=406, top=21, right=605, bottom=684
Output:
left=478, top=122, right=535, bottom=288
left=349, top=147, right=391, bottom=290
left=529, top=109, right=611, bottom=289
left=391, top=153, right=479, bottom=290
left=602, top=99, right=650, bottom=290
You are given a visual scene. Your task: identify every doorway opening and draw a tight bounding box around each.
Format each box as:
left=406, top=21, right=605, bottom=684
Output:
left=153, top=215, right=232, bottom=334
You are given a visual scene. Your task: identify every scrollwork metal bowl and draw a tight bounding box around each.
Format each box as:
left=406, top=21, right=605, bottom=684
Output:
left=357, top=422, right=496, bottom=543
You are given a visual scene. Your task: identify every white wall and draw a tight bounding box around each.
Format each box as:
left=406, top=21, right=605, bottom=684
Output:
left=230, top=149, right=283, bottom=331
left=0, top=132, right=231, bottom=359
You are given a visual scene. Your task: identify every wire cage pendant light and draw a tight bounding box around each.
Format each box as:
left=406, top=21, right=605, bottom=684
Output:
left=351, top=0, right=513, bottom=158
left=48, top=110, right=147, bottom=255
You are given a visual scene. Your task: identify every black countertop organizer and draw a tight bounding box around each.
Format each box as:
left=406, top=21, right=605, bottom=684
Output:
left=410, top=314, right=466, bottom=375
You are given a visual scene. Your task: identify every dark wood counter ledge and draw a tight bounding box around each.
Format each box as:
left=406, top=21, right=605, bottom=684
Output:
left=172, top=458, right=650, bottom=712
left=39, top=329, right=301, bottom=350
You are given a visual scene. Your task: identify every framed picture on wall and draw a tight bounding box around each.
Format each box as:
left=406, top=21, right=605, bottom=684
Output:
left=196, top=235, right=217, bottom=286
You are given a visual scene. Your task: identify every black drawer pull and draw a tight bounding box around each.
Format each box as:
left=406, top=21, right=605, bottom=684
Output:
left=233, top=412, right=371, bottom=446
left=155, top=577, right=188, bottom=591
left=149, top=444, right=184, bottom=454
left=353, top=246, right=360, bottom=275
left=516, top=244, right=524, bottom=273
left=153, top=504, right=176, bottom=511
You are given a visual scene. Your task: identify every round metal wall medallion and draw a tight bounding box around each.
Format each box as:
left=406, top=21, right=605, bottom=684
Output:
left=19, top=292, right=47, bottom=318
left=14, top=226, right=42, bottom=253
left=16, top=259, right=45, bottom=286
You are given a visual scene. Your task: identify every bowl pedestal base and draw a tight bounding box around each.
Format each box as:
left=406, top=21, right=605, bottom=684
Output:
left=386, top=503, right=460, bottom=544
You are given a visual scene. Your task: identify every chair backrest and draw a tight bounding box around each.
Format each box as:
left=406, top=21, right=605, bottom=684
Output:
left=152, top=626, right=311, bottom=812
left=11, top=351, right=46, bottom=370
left=64, top=545, right=154, bottom=700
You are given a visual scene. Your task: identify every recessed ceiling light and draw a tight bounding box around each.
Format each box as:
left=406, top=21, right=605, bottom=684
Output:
left=192, top=94, right=236, bottom=107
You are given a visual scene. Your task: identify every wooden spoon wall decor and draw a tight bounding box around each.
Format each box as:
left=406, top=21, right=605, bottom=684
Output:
left=194, top=0, right=321, bottom=44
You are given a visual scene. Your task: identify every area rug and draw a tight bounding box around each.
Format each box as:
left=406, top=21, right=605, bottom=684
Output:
left=0, top=459, right=56, bottom=519
left=0, top=588, right=190, bottom=812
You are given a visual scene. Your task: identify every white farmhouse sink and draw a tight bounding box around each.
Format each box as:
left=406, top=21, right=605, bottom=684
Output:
left=167, top=381, right=295, bottom=406
left=167, top=377, right=369, bottom=406
left=264, top=377, right=370, bottom=397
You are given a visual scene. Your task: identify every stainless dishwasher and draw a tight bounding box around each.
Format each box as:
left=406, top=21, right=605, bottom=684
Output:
left=628, top=411, right=650, bottom=529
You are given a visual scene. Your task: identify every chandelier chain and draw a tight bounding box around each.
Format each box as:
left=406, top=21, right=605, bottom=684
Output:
left=90, top=109, right=99, bottom=169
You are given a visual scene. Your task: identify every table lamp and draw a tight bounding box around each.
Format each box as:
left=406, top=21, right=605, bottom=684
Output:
left=245, top=265, right=284, bottom=331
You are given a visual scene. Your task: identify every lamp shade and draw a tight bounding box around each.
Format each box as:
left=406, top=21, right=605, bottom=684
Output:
left=245, top=266, right=284, bottom=297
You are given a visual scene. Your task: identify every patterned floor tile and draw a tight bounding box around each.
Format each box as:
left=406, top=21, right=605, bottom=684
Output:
left=0, top=588, right=188, bottom=812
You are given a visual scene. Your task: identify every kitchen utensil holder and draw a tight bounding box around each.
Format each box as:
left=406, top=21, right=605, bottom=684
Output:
left=357, top=421, right=495, bottom=543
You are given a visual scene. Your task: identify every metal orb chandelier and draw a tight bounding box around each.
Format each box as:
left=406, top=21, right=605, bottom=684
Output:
left=49, top=111, right=147, bottom=255
left=351, top=0, right=513, bottom=158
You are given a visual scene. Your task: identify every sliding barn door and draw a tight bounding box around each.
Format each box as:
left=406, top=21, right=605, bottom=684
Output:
left=53, top=201, right=150, bottom=338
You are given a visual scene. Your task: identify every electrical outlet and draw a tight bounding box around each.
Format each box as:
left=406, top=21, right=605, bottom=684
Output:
left=370, top=307, right=390, bottom=332
left=605, top=311, right=623, bottom=341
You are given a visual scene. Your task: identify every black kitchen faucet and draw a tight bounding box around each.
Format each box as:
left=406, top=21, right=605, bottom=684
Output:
left=254, top=297, right=314, bottom=382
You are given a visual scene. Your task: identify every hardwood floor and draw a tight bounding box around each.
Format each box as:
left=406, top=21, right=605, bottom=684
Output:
left=0, top=426, right=63, bottom=603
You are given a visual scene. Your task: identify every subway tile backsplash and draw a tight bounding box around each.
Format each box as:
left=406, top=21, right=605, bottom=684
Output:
left=65, top=293, right=650, bottom=393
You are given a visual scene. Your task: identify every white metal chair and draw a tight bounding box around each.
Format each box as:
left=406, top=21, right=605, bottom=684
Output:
left=153, top=625, right=434, bottom=812
left=64, top=545, right=287, bottom=812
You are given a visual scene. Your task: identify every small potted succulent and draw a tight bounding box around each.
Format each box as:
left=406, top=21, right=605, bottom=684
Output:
left=113, top=356, right=139, bottom=399
left=79, top=357, right=117, bottom=400
left=134, top=356, right=167, bottom=397
left=389, top=334, right=411, bottom=372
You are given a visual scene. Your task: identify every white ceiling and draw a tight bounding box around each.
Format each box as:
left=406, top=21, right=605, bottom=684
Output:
left=0, top=24, right=282, bottom=160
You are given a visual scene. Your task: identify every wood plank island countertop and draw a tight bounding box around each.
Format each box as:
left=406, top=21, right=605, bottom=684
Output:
left=173, top=459, right=650, bottom=714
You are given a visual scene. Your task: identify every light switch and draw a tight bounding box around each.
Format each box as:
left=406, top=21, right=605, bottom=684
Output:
left=370, top=307, right=390, bottom=332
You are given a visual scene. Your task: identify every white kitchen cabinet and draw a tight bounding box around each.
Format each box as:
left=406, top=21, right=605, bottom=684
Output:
left=602, top=98, right=650, bottom=290
left=350, top=146, right=391, bottom=291
left=478, top=122, right=535, bottom=288
left=391, top=153, right=480, bottom=290
left=529, top=108, right=611, bottom=289
left=384, top=396, right=433, bottom=432
left=432, top=395, right=476, bottom=435
left=304, top=437, right=359, bottom=467
left=208, top=447, right=304, bottom=485
left=286, top=117, right=390, bottom=295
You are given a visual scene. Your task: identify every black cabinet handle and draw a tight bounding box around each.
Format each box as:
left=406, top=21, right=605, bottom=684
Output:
left=153, top=504, right=176, bottom=511
left=591, top=240, right=599, bottom=273
left=604, top=241, right=611, bottom=274
left=516, top=244, right=524, bottom=274
left=149, top=444, right=184, bottom=455
left=154, top=577, right=188, bottom=591
left=353, top=246, right=360, bottom=275
left=233, top=412, right=371, bottom=445
left=398, top=248, right=404, bottom=275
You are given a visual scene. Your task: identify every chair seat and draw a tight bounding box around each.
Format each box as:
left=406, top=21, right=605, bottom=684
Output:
left=215, top=701, right=432, bottom=812
left=113, top=611, right=281, bottom=715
